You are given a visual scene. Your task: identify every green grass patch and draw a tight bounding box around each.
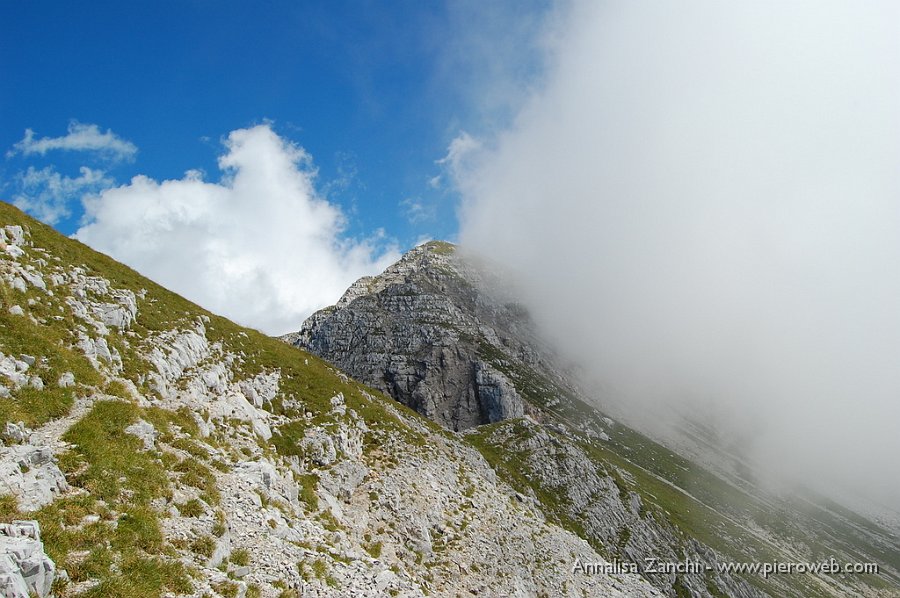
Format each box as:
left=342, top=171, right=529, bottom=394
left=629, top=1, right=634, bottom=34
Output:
left=465, top=420, right=591, bottom=551
left=296, top=473, right=319, bottom=512
left=60, top=401, right=169, bottom=504
left=421, top=240, right=455, bottom=255
left=0, top=283, right=101, bottom=426
left=190, top=535, right=216, bottom=558
left=112, top=506, right=164, bottom=552
left=365, top=540, right=383, bottom=559
left=177, top=498, right=205, bottom=518
left=173, top=456, right=220, bottom=505
left=26, top=398, right=196, bottom=595
left=79, top=554, right=192, bottom=598
left=211, top=580, right=240, bottom=597
left=62, top=400, right=169, bottom=504
left=230, top=548, right=250, bottom=566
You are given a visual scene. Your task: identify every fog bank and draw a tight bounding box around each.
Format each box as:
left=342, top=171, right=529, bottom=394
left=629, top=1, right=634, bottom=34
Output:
left=457, top=1, right=900, bottom=504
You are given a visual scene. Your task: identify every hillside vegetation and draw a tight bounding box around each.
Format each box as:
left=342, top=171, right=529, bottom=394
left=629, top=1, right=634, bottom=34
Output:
left=0, top=203, right=665, bottom=597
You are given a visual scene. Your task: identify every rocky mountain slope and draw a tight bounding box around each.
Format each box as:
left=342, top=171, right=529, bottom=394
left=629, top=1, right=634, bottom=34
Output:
left=284, top=241, right=542, bottom=432
left=289, top=241, right=900, bottom=598
left=0, top=203, right=668, bottom=597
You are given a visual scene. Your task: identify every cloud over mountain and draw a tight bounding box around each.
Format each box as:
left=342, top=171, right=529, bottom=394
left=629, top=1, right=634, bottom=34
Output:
left=458, top=0, right=900, bottom=502
left=76, top=124, right=399, bottom=334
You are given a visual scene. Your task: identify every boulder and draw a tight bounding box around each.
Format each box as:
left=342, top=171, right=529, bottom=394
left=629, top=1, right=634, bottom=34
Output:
left=300, top=428, right=337, bottom=466
left=0, top=445, right=69, bottom=511
left=125, top=419, right=157, bottom=451
left=57, top=372, right=75, bottom=388
left=0, top=521, right=56, bottom=598
left=1, top=423, right=29, bottom=445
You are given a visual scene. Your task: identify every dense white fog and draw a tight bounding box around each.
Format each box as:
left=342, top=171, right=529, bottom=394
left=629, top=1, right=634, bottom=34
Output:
left=457, top=1, right=900, bottom=505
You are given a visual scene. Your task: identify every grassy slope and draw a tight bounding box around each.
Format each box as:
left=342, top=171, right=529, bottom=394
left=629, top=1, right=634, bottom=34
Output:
left=0, top=202, right=440, bottom=596
left=474, top=333, right=899, bottom=597
left=4, top=203, right=896, bottom=596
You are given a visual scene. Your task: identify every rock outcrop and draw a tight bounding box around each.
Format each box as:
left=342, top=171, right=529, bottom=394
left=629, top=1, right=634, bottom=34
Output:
left=286, top=242, right=547, bottom=431
left=469, top=419, right=761, bottom=598
left=0, top=520, right=56, bottom=598
left=2, top=205, right=897, bottom=597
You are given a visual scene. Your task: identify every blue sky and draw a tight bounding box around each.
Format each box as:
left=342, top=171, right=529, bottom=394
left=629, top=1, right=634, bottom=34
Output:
left=0, top=0, right=547, bottom=245
left=0, top=0, right=550, bottom=332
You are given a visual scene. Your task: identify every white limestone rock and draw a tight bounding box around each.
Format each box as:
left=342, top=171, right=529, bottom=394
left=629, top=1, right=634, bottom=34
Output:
left=77, top=334, right=122, bottom=373
left=1, top=422, right=29, bottom=445
left=0, top=353, right=30, bottom=389
left=208, top=391, right=272, bottom=441
left=0, top=445, right=69, bottom=511
left=236, top=459, right=299, bottom=507
left=0, top=521, right=55, bottom=598
left=474, top=361, right=525, bottom=423
left=300, top=428, right=337, bottom=466
left=57, top=372, right=75, bottom=388
left=200, top=362, right=231, bottom=395
left=5, top=245, right=25, bottom=260
left=319, top=461, right=369, bottom=503
left=125, top=419, right=158, bottom=451
left=146, top=320, right=211, bottom=398
left=207, top=532, right=232, bottom=569
left=239, top=371, right=280, bottom=408
left=19, top=270, right=45, bottom=292
left=2, top=226, right=25, bottom=246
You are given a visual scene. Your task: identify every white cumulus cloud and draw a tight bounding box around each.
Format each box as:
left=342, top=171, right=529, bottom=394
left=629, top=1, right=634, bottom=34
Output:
left=13, top=166, right=113, bottom=225
left=75, top=124, right=399, bottom=334
left=9, top=121, right=137, bottom=161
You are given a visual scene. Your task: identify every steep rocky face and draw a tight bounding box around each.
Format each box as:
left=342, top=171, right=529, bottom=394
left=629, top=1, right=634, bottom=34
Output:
left=290, top=241, right=900, bottom=598
left=286, top=242, right=539, bottom=431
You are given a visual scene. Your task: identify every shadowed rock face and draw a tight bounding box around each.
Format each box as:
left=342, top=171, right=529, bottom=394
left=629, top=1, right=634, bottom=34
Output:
left=285, top=242, right=534, bottom=431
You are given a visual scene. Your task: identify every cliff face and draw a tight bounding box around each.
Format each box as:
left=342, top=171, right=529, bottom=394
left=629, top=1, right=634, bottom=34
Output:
left=285, top=241, right=539, bottom=432
left=290, top=241, right=900, bottom=598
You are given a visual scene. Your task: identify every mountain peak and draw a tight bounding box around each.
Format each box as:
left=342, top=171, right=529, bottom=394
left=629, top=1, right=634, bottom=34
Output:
left=287, top=239, right=543, bottom=432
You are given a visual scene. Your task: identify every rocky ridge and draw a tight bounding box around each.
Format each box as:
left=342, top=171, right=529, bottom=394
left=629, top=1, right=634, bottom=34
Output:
left=285, top=241, right=547, bottom=432
left=290, top=241, right=900, bottom=598
left=0, top=204, right=662, bottom=596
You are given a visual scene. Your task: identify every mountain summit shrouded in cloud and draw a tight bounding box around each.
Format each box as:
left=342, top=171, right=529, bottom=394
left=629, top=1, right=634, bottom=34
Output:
left=75, top=124, right=399, bottom=334
left=2, top=2, right=900, bottom=596
left=458, top=0, right=900, bottom=503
